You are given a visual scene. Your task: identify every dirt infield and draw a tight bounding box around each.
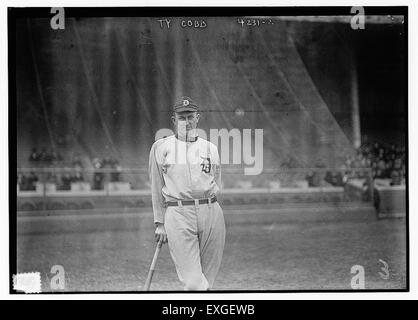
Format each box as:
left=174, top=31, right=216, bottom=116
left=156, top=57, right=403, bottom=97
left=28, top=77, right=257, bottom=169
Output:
left=15, top=206, right=407, bottom=292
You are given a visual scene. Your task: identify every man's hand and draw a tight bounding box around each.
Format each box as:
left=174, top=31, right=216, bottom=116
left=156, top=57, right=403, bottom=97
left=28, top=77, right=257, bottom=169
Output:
left=155, top=223, right=168, bottom=244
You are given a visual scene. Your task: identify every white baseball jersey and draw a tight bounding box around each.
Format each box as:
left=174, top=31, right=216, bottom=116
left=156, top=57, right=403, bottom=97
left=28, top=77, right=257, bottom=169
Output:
left=149, top=135, right=221, bottom=224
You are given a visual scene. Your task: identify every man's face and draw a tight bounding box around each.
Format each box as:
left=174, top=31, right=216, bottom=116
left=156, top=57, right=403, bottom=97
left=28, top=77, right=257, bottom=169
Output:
left=172, top=111, right=200, bottom=134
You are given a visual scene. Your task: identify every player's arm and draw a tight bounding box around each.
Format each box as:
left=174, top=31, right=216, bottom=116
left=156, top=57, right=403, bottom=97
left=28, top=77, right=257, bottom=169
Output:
left=149, top=142, right=168, bottom=243
left=213, top=145, right=222, bottom=190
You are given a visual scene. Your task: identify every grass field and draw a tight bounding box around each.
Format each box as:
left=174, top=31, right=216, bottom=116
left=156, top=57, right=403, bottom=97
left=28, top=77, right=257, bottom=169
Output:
left=16, top=205, right=407, bottom=292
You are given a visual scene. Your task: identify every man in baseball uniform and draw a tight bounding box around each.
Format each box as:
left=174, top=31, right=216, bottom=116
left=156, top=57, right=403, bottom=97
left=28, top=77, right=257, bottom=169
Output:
left=149, top=96, right=226, bottom=290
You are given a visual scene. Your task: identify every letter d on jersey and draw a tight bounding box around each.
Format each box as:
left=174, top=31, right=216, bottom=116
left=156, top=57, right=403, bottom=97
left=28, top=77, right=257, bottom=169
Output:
left=350, top=265, right=365, bottom=289
left=50, top=265, right=65, bottom=290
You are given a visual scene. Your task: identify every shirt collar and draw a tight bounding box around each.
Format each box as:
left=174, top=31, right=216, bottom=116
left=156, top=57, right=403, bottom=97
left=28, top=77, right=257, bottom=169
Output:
left=175, top=134, right=198, bottom=142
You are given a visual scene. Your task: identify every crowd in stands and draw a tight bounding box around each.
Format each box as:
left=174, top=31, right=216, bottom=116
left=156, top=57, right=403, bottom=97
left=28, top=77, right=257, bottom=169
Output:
left=342, top=141, right=406, bottom=186
left=17, top=171, right=39, bottom=191
left=92, top=157, right=123, bottom=190
left=18, top=139, right=406, bottom=192
left=17, top=169, right=85, bottom=192
left=18, top=147, right=123, bottom=191
left=307, top=140, right=406, bottom=188
left=28, top=147, right=64, bottom=165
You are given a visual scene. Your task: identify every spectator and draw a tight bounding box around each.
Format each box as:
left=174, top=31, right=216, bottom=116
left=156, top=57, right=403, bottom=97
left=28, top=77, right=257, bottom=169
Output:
left=39, top=148, right=47, bottom=162
left=375, top=168, right=385, bottom=179
left=61, top=172, right=72, bottom=190
left=102, top=156, right=113, bottom=184
left=44, top=149, right=54, bottom=163
left=93, top=159, right=104, bottom=190
left=331, top=170, right=344, bottom=186
left=306, top=171, right=320, bottom=187
left=393, top=158, right=402, bottom=170
left=372, top=142, right=380, bottom=155
left=46, top=172, right=57, bottom=183
left=324, top=171, right=333, bottom=185
left=378, top=148, right=385, bottom=159
left=29, top=148, right=39, bottom=162
left=377, top=158, right=386, bottom=172
left=385, top=160, right=394, bottom=178
left=72, top=154, right=83, bottom=168
left=72, top=171, right=84, bottom=183
left=51, top=149, right=62, bottom=162
left=110, top=159, right=122, bottom=182
left=390, top=169, right=402, bottom=186
left=26, top=172, right=38, bottom=191
left=22, top=174, right=31, bottom=190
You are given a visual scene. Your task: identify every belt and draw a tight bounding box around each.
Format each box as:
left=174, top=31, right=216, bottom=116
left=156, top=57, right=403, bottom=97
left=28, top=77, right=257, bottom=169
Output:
left=166, top=196, right=217, bottom=207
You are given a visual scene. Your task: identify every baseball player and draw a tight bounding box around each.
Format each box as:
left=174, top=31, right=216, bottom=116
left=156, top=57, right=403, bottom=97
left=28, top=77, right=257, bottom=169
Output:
left=149, top=97, right=225, bottom=290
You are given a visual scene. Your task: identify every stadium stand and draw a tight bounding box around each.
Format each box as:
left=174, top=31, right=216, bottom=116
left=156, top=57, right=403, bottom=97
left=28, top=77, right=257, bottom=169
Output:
left=16, top=18, right=406, bottom=217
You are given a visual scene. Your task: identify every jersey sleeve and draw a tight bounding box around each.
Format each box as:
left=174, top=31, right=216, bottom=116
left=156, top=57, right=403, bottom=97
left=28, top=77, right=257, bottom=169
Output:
left=211, top=143, right=222, bottom=190
left=149, top=141, right=166, bottom=224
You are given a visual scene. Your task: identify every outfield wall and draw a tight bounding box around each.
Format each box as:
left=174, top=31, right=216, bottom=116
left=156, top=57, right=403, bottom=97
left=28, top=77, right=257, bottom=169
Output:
left=16, top=186, right=365, bottom=213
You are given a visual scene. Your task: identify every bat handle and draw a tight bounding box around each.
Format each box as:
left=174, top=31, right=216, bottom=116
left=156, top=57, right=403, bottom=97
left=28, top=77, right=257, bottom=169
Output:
left=143, top=240, right=164, bottom=291
left=150, top=239, right=163, bottom=269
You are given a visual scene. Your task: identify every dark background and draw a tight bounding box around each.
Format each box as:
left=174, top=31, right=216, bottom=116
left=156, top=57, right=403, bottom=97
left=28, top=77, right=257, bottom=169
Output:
left=15, top=15, right=406, bottom=168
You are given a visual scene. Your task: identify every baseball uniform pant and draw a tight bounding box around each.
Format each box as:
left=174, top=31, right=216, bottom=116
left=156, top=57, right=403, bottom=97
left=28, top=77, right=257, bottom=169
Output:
left=165, top=200, right=225, bottom=290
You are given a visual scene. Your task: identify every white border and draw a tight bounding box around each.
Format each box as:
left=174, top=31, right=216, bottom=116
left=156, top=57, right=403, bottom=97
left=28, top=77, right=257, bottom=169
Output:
left=1, top=0, right=416, bottom=300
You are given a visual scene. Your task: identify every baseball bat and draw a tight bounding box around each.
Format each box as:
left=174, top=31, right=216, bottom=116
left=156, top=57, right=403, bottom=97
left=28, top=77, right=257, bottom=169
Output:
left=143, top=239, right=163, bottom=291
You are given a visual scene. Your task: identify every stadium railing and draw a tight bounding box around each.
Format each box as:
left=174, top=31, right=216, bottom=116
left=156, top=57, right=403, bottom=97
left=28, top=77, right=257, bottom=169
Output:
left=15, top=167, right=378, bottom=212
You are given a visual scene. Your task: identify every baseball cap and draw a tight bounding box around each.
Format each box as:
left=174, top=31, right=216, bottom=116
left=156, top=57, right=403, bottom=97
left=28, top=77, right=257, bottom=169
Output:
left=173, top=96, right=199, bottom=113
